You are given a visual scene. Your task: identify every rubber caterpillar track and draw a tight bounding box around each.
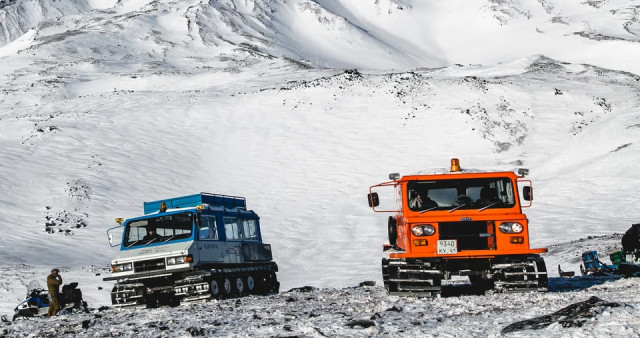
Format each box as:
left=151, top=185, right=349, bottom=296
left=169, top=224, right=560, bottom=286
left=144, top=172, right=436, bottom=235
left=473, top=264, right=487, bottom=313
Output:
left=382, top=256, right=547, bottom=297
left=111, top=262, right=279, bottom=307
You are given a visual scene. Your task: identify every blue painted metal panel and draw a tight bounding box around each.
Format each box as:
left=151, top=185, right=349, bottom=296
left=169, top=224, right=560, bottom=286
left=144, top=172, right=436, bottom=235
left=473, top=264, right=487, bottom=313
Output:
left=143, top=192, right=246, bottom=214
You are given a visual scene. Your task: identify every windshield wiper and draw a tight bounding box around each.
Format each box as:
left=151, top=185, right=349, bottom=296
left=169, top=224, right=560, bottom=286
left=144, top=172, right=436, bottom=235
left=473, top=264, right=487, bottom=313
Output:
left=419, top=206, right=439, bottom=214
left=126, top=240, right=140, bottom=248
left=145, top=237, right=159, bottom=246
left=449, top=203, right=468, bottom=213
left=163, top=235, right=176, bottom=243
left=478, top=202, right=500, bottom=212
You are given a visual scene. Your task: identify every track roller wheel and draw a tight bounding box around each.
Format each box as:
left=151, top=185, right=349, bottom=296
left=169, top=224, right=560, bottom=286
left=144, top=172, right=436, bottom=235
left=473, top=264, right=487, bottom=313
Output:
left=210, top=279, right=222, bottom=299
left=235, top=277, right=245, bottom=296
left=222, top=278, right=233, bottom=298
left=246, top=275, right=256, bottom=294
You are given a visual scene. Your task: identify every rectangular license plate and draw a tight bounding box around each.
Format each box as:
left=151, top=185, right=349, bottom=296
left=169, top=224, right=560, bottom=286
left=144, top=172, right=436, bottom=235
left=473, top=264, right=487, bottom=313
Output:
left=437, top=240, right=457, bottom=254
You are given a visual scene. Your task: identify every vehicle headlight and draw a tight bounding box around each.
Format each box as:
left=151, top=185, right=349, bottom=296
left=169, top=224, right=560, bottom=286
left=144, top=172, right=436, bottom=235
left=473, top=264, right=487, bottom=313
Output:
left=411, top=224, right=435, bottom=236
left=499, top=222, right=524, bottom=234
left=422, top=225, right=435, bottom=236
left=167, top=255, right=193, bottom=266
left=112, top=263, right=133, bottom=272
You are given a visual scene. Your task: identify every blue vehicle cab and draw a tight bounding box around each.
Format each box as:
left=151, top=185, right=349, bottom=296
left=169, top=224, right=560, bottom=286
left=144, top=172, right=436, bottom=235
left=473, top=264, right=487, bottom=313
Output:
left=104, top=193, right=279, bottom=307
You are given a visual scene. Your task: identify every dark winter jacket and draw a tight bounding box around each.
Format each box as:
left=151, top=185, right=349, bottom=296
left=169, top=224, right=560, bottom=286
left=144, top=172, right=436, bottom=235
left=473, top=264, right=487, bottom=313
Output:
left=47, top=273, right=62, bottom=296
left=622, top=223, right=640, bottom=252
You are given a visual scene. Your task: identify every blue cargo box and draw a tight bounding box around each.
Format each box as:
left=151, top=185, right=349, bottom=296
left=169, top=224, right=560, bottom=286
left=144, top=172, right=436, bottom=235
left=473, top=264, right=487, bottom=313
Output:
left=144, top=192, right=246, bottom=214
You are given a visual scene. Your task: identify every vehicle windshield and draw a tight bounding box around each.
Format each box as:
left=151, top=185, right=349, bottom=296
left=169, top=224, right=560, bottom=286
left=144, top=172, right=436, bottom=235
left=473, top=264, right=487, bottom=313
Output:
left=26, top=280, right=44, bottom=296
left=407, top=177, right=516, bottom=212
left=123, top=212, right=194, bottom=247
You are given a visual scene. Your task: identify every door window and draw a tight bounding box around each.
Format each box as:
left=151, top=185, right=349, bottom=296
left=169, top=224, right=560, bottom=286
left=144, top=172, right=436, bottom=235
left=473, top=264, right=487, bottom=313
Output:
left=242, top=219, right=258, bottom=240
left=224, top=217, right=243, bottom=240
left=199, top=215, right=218, bottom=240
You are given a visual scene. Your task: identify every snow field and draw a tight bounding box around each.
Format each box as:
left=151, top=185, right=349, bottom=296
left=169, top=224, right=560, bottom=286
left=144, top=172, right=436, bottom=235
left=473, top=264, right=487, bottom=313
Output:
left=1, top=1, right=640, bottom=336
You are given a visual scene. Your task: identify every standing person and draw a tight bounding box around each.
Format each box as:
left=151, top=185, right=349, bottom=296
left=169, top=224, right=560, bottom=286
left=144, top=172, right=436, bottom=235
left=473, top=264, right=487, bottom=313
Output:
left=47, top=268, right=62, bottom=317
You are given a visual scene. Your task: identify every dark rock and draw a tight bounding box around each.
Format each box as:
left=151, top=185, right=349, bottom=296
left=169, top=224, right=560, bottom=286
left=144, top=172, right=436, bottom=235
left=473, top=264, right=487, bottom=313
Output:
left=187, top=327, right=206, bottom=336
left=385, top=306, right=403, bottom=312
left=81, top=320, right=91, bottom=329
left=501, top=296, right=620, bottom=334
left=358, top=281, right=375, bottom=287
left=345, top=320, right=376, bottom=328
left=287, top=286, right=316, bottom=293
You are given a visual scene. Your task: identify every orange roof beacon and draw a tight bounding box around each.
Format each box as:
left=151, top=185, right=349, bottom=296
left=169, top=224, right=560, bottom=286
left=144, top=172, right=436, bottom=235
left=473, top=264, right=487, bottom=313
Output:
left=367, top=159, right=547, bottom=296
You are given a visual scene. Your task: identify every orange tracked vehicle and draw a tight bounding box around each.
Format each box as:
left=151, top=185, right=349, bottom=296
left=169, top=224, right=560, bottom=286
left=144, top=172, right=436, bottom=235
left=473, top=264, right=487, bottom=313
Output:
left=367, top=159, right=547, bottom=296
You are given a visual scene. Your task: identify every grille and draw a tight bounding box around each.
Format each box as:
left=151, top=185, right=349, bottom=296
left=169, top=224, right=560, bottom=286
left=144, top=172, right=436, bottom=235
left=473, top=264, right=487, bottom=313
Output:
left=134, top=258, right=165, bottom=273
left=439, top=221, right=495, bottom=251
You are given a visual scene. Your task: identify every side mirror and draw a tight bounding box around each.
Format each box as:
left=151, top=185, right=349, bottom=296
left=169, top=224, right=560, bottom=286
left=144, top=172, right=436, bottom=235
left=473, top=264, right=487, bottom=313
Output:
left=368, top=193, right=380, bottom=207
left=523, top=186, right=532, bottom=201
left=107, top=225, right=123, bottom=247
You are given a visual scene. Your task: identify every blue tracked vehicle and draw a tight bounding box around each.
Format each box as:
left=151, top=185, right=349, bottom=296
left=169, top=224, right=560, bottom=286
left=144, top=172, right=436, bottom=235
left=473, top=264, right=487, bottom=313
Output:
left=104, top=193, right=279, bottom=307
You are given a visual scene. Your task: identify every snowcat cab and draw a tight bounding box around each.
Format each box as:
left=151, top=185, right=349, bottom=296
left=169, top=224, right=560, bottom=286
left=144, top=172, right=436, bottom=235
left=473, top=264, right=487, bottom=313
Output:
left=104, top=193, right=279, bottom=307
left=368, top=159, right=547, bottom=296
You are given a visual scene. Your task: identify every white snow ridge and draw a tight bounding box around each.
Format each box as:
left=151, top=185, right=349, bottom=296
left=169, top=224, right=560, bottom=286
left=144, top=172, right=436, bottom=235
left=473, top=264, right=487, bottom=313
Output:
left=1, top=0, right=640, bottom=336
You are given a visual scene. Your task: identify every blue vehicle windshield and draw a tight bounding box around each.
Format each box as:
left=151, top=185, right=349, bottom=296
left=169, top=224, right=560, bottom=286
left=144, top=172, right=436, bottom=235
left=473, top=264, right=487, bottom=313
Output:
left=123, top=212, right=193, bottom=248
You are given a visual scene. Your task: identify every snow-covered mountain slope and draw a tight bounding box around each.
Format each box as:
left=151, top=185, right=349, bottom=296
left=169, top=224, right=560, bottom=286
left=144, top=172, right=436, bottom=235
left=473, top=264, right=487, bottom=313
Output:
left=2, top=0, right=640, bottom=70
left=0, top=0, right=639, bottom=305
left=0, top=0, right=99, bottom=47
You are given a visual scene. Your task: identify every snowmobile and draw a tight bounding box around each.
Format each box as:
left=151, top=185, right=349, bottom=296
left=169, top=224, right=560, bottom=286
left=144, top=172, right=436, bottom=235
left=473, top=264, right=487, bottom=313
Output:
left=2, top=280, right=86, bottom=321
